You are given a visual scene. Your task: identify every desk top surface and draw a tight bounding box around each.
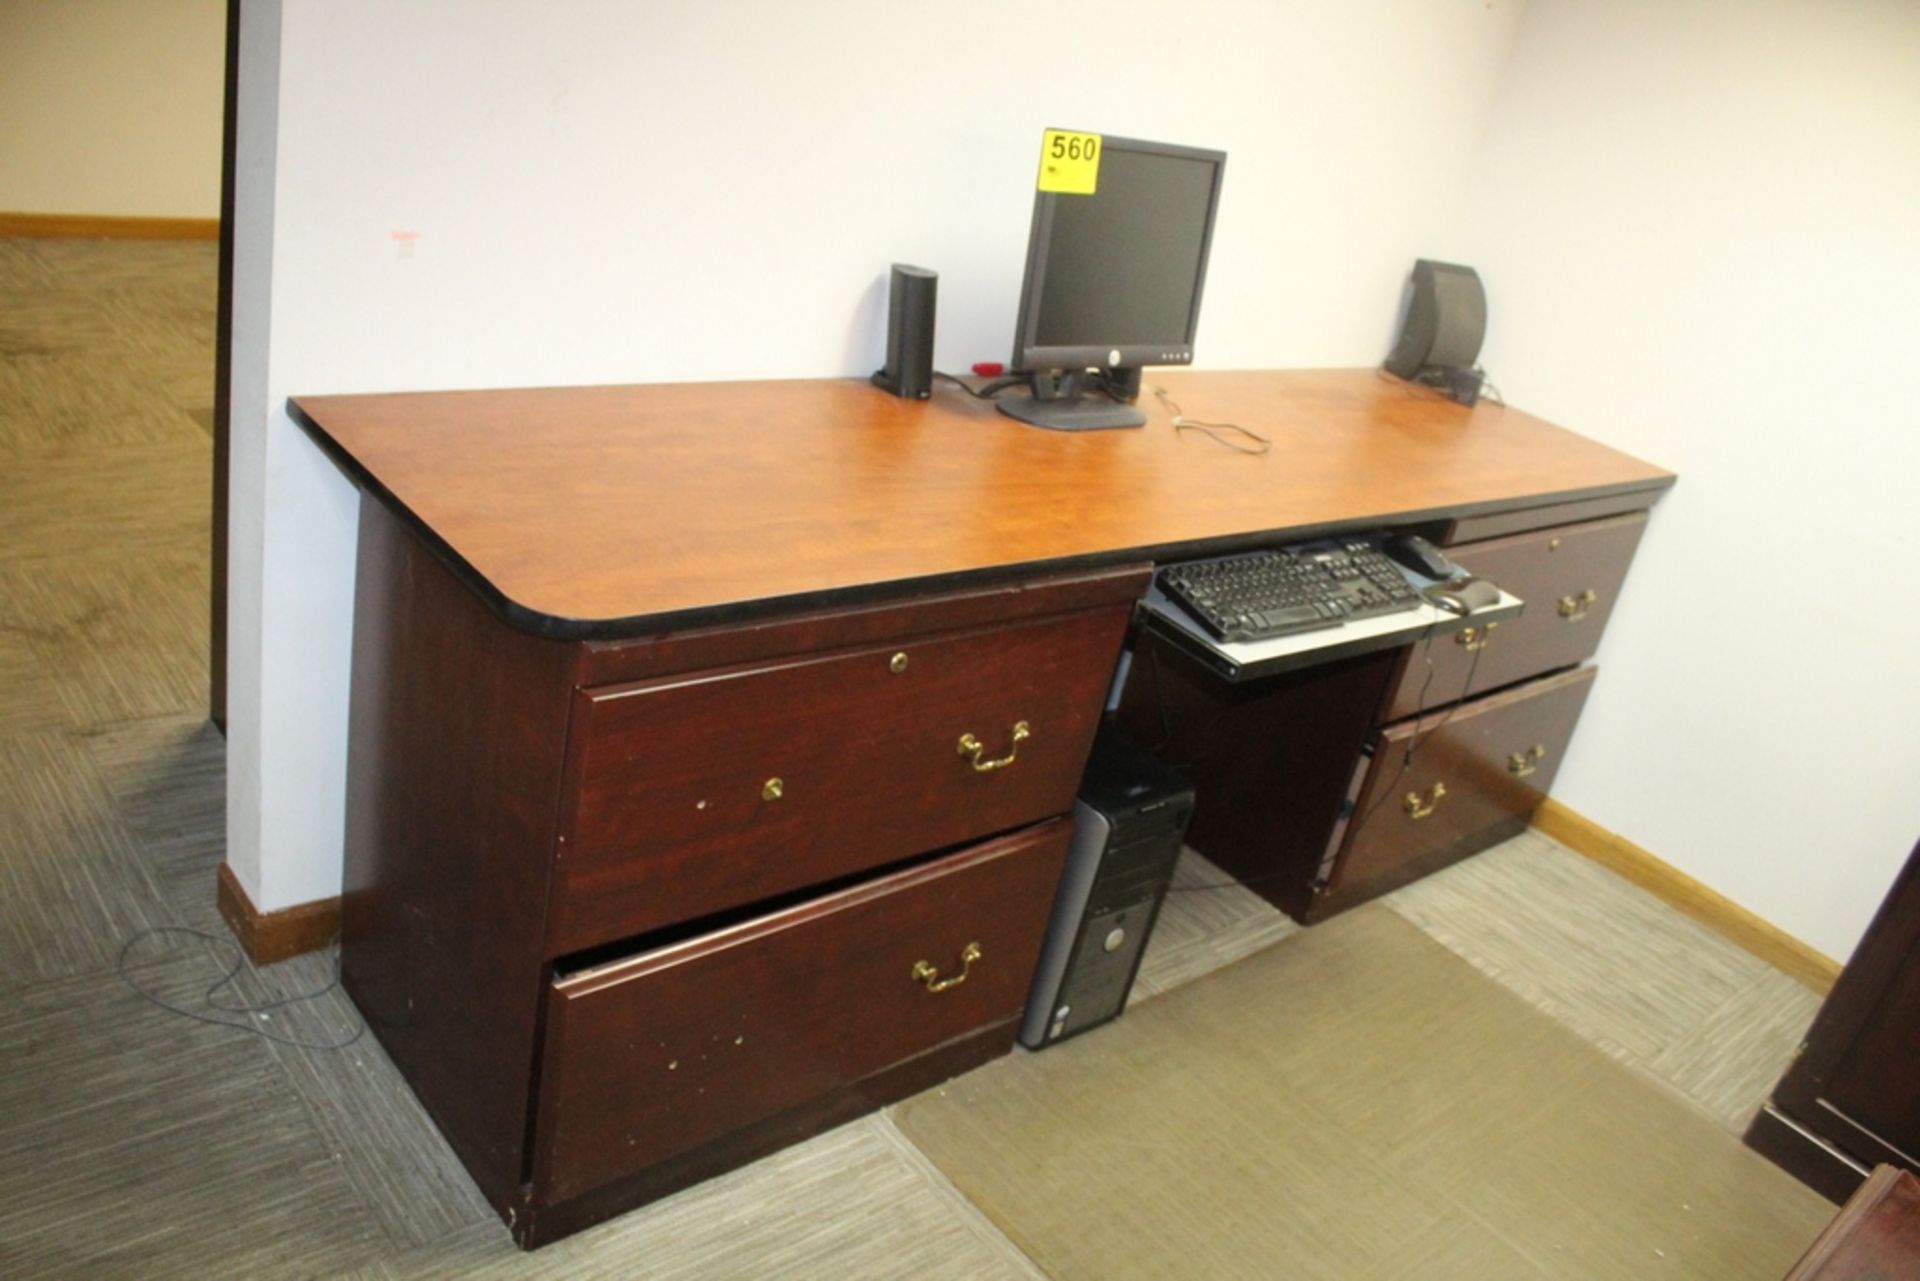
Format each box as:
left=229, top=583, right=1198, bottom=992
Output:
left=291, top=369, right=1673, bottom=638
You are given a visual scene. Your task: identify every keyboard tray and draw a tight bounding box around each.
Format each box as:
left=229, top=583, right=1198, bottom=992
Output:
left=1139, top=580, right=1525, bottom=683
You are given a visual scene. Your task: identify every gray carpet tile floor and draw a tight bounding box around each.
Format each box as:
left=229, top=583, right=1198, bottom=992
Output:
left=0, top=236, right=1828, bottom=1277
left=1384, top=828, right=1826, bottom=1130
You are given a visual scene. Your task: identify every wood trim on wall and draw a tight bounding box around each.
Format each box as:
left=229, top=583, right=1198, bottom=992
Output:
left=1532, top=798, right=1841, bottom=995
left=215, top=861, right=341, bottom=965
left=0, top=212, right=220, bottom=240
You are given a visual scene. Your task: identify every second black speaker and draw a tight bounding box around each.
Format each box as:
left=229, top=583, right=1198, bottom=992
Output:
left=1383, top=258, right=1486, bottom=385
left=871, top=263, right=936, bottom=399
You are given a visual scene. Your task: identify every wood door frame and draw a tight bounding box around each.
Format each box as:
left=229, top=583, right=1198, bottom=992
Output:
left=211, top=0, right=239, bottom=734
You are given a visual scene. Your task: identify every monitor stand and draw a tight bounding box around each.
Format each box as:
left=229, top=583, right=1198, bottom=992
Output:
left=996, top=370, right=1147, bottom=432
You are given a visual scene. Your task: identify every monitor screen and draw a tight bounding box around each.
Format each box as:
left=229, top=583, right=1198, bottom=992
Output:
left=1010, top=135, right=1226, bottom=375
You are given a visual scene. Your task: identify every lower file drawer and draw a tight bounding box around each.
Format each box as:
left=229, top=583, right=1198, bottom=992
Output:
left=1328, top=665, right=1597, bottom=906
left=529, top=818, right=1073, bottom=1204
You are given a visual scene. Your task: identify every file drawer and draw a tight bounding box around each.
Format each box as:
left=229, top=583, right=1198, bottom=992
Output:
left=1327, top=665, right=1596, bottom=910
left=549, top=604, right=1130, bottom=954
left=531, top=819, right=1072, bottom=1204
left=1382, top=512, right=1645, bottom=720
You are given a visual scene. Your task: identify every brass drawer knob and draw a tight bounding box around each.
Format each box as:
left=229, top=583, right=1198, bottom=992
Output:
left=1508, top=744, right=1547, bottom=778
left=890, top=651, right=909, bottom=674
left=762, top=777, right=784, bottom=802
left=958, top=721, right=1030, bottom=772
left=1558, top=589, right=1598, bottom=621
left=1404, top=781, right=1447, bottom=820
left=911, top=941, right=982, bottom=993
left=1456, top=621, right=1498, bottom=652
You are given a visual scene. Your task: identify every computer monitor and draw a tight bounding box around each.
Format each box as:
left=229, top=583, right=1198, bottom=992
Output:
left=1001, top=133, right=1227, bottom=431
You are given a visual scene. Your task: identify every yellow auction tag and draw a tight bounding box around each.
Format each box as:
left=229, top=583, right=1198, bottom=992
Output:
left=1037, top=129, right=1102, bottom=195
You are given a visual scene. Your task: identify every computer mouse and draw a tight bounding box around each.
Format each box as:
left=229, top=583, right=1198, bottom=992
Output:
left=1428, top=576, right=1501, bottom=614
left=1384, top=534, right=1455, bottom=580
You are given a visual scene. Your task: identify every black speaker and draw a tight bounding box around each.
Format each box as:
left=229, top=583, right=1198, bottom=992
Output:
left=871, top=264, right=936, bottom=399
left=1383, top=259, right=1486, bottom=388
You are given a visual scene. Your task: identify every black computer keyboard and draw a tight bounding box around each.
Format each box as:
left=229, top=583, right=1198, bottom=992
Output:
left=1156, top=541, right=1425, bottom=644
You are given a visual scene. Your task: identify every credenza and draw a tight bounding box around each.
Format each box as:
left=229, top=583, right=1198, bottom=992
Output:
left=291, top=370, right=1672, bottom=1246
left=1749, top=837, right=1920, bottom=1202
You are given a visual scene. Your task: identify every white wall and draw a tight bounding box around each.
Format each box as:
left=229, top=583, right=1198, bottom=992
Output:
left=0, top=0, right=225, bottom=217
left=222, top=0, right=280, bottom=901
left=1451, top=0, right=1920, bottom=961
left=230, top=0, right=1529, bottom=912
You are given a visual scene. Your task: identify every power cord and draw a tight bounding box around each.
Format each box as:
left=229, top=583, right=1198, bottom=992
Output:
left=932, top=370, right=1025, bottom=400
left=118, top=925, right=366, bottom=1051
left=1348, top=603, right=1486, bottom=836
left=1375, top=363, right=1505, bottom=410
left=1152, top=386, right=1271, bottom=454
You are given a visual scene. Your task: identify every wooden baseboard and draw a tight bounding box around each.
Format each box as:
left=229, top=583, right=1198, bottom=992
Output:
left=1532, top=799, right=1840, bottom=995
left=215, top=862, right=342, bottom=965
left=0, top=212, right=220, bottom=240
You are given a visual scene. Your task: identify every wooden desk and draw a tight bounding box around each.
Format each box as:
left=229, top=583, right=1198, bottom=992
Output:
left=293, top=370, right=1672, bottom=1247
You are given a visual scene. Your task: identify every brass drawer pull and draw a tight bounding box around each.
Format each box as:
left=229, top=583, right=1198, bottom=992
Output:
left=1508, top=744, right=1547, bottom=777
left=958, top=721, right=1030, bottom=772
left=912, top=941, right=982, bottom=993
left=1456, top=622, right=1497, bottom=652
left=1558, top=589, right=1598, bottom=620
left=1404, top=781, right=1447, bottom=820
left=762, top=777, right=784, bottom=802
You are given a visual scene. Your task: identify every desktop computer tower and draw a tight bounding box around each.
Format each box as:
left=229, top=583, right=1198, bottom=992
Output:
left=1021, top=729, right=1194, bottom=1049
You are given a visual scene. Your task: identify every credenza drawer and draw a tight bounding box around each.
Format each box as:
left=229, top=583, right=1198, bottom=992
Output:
left=1382, top=512, right=1645, bottom=720
left=549, top=604, right=1130, bottom=954
left=531, top=819, right=1072, bottom=1204
left=1330, top=665, right=1596, bottom=905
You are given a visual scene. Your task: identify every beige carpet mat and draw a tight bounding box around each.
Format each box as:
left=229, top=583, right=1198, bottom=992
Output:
left=894, top=907, right=1830, bottom=1280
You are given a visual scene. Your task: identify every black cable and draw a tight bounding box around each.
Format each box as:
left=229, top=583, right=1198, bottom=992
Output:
left=1350, top=608, right=1487, bottom=836
left=118, top=925, right=366, bottom=1051
left=1151, top=385, right=1271, bottom=454
left=932, top=371, right=1024, bottom=401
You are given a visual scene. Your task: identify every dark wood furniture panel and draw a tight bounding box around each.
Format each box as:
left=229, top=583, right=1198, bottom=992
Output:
left=339, top=500, right=579, bottom=1211
left=515, top=1015, right=1018, bottom=1248
left=1382, top=511, right=1646, bottom=720
left=534, top=821, right=1071, bottom=1204
left=551, top=601, right=1134, bottom=953
left=1328, top=665, right=1596, bottom=913
left=1785, top=1165, right=1920, bottom=1280
left=576, top=567, right=1148, bottom=688
left=1111, top=633, right=1401, bottom=925
left=1750, top=838, right=1920, bottom=1202
left=333, top=506, right=1137, bottom=1246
